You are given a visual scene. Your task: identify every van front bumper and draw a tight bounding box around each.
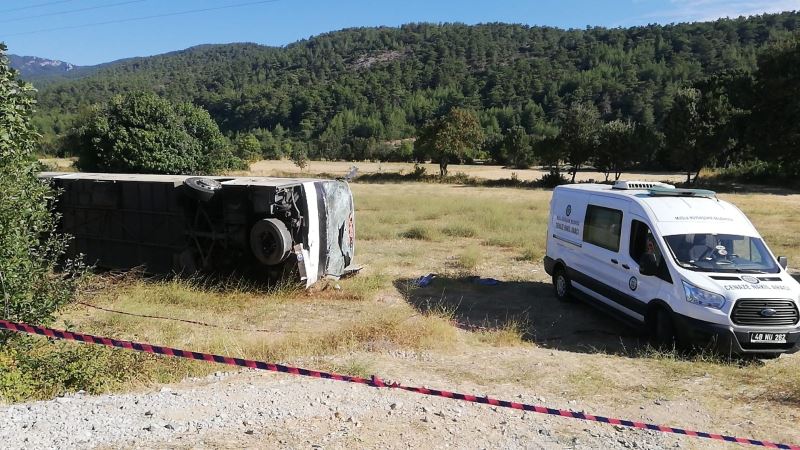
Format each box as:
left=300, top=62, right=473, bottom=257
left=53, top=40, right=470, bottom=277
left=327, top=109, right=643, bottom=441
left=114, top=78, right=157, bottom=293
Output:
left=671, top=312, right=800, bottom=356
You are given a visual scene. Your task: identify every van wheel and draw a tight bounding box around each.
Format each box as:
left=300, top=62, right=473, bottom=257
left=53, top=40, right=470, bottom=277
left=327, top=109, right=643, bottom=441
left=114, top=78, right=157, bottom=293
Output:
left=553, top=267, right=572, bottom=301
left=650, top=308, right=677, bottom=350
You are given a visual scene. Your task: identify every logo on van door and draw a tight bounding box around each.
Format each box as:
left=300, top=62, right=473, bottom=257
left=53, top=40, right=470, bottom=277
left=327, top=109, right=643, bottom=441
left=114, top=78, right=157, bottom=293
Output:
left=566, top=204, right=572, bottom=217
left=629, top=276, right=638, bottom=291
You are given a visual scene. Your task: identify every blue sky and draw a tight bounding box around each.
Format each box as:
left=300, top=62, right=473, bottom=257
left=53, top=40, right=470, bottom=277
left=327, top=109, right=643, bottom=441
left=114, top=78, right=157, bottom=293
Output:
left=1, top=0, right=798, bottom=65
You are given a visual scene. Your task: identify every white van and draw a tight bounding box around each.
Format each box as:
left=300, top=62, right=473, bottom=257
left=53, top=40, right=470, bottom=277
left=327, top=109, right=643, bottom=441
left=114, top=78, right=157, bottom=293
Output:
left=543, top=181, right=800, bottom=357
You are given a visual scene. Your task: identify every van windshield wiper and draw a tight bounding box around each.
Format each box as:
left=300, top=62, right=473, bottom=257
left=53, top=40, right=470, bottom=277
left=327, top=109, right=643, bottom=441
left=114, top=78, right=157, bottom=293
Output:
left=734, top=268, right=767, bottom=274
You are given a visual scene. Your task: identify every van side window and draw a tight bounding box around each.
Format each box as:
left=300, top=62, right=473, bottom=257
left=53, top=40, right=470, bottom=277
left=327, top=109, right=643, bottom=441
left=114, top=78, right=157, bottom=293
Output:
left=629, top=220, right=672, bottom=283
left=583, top=205, right=622, bottom=252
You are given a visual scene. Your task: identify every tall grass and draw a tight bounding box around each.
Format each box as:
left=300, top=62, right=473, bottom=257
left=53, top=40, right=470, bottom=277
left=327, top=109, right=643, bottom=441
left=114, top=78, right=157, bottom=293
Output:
left=454, top=244, right=481, bottom=270
left=354, top=184, right=551, bottom=262
left=354, top=185, right=800, bottom=269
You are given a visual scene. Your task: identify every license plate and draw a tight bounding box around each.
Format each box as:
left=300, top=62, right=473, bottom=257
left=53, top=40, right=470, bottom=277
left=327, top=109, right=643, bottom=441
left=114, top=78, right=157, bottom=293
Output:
left=749, top=332, right=787, bottom=344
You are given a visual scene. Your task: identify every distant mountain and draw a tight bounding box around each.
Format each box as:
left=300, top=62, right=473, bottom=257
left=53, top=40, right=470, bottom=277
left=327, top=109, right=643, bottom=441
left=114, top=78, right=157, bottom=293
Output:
left=10, top=54, right=79, bottom=76
left=8, top=54, right=100, bottom=84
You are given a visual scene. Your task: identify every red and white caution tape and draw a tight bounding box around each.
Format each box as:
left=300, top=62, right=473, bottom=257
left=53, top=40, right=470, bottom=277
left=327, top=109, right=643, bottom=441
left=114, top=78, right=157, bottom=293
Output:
left=0, top=319, right=796, bottom=449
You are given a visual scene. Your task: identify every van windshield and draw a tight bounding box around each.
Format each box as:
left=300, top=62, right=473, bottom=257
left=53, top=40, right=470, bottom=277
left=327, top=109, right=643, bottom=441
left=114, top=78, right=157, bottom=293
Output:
left=663, top=233, right=780, bottom=273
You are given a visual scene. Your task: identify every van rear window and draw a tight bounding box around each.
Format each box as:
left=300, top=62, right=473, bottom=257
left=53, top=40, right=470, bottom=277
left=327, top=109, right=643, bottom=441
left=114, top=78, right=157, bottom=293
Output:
left=583, top=205, right=622, bottom=252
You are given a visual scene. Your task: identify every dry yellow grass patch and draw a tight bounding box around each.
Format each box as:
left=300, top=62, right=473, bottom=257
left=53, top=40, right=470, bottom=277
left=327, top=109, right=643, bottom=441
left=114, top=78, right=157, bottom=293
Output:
left=719, top=193, right=800, bottom=265
left=243, top=159, right=687, bottom=183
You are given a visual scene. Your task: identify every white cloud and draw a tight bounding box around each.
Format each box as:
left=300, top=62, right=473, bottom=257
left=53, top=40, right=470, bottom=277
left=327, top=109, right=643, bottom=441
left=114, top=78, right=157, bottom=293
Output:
left=636, top=0, right=800, bottom=24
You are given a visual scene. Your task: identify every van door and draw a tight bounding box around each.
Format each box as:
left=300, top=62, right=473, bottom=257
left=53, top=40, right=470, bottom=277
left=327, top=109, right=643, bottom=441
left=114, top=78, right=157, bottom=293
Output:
left=621, top=216, right=672, bottom=314
left=570, top=196, right=636, bottom=317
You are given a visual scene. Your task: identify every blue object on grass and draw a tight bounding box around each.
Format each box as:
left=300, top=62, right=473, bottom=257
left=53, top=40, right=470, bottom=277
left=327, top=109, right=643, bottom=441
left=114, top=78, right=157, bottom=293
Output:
left=415, top=273, right=435, bottom=287
left=477, top=277, right=500, bottom=286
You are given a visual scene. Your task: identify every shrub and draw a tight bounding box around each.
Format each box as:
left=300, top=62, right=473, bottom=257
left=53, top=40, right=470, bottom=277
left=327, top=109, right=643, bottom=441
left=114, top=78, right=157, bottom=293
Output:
left=0, top=338, right=152, bottom=401
left=0, top=44, right=82, bottom=328
left=455, top=245, right=481, bottom=270
left=69, top=91, right=243, bottom=175
left=711, top=160, right=789, bottom=184
left=537, top=170, right=570, bottom=188
left=400, top=226, right=434, bottom=240
left=233, top=133, right=263, bottom=163
left=291, top=144, right=309, bottom=170
left=441, top=224, right=477, bottom=238
left=411, top=163, right=427, bottom=178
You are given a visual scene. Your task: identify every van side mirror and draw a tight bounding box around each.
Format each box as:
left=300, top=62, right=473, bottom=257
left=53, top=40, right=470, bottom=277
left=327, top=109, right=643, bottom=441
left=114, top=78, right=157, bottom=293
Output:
left=639, top=253, right=659, bottom=276
left=778, top=256, right=788, bottom=269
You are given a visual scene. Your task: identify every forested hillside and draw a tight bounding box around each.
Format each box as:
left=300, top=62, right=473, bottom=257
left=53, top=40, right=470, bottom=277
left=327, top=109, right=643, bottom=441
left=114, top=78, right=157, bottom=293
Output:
left=32, top=13, right=800, bottom=171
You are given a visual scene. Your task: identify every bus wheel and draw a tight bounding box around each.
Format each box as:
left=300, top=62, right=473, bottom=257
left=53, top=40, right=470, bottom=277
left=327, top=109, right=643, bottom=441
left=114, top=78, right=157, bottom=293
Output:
left=184, top=177, right=222, bottom=202
left=250, top=218, right=292, bottom=266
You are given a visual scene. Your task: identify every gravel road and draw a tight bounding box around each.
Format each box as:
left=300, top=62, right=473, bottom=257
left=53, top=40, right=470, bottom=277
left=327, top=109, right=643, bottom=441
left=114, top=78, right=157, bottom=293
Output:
left=0, top=368, right=713, bottom=449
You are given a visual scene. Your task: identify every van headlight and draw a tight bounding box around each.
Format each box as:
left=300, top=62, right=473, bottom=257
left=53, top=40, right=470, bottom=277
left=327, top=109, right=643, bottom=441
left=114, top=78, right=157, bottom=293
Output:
left=682, top=281, right=726, bottom=309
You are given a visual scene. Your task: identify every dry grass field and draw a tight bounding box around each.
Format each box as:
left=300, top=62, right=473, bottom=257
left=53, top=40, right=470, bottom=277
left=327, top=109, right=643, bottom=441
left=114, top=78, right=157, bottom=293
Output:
left=245, top=159, right=689, bottom=183
left=42, top=181, right=800, bottom=445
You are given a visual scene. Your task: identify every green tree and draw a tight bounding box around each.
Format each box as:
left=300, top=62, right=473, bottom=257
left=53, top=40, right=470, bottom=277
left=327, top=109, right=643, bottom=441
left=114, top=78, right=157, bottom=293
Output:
left=749, top=39, right=800, bottom=176
left=234, top=133, right=262, bottom=163
left=596, top=119, right=636, bottom=181
left=0, top=43, right=81, bottom=327
left=503, top=126, right=535, bottom=169
left=558, top=103, right=601, bottom=183
left=414, top=108, right=484, bottom=176
left=291, top=143, right=309, bottom=170
left=69, top=92, right=242, bottom=175
left=535, top=136, right=565, bottom=175
left=664, top=88, right=706, bottom=184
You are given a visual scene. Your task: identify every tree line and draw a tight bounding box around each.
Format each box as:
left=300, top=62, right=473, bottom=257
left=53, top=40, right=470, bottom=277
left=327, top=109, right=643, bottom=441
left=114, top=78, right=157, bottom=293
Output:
left=24, top=13, right=800, bottom=181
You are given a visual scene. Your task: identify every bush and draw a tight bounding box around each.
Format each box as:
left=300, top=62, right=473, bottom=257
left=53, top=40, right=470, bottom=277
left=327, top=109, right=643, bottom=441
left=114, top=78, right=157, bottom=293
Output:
left=399, top=226, right=434, bottom=240
left=711, top=160, right=789, bottom=184
left=536, top=170, right=570, bottom=188
left=411, top=163, right=427, bottom=178
left=291, top=144, right=309, bottom=170
left=233, top=133, right=263, bottom=163
left=0, top=338, right=153, bottom=401
left=69, top=91, right=244, bottom=175
left=0, top=44, right=82, bottom=328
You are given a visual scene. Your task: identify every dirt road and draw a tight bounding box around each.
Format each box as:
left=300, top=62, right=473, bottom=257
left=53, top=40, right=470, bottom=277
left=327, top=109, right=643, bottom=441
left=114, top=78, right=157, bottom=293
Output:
left=1, top=359, right=724, bottom=449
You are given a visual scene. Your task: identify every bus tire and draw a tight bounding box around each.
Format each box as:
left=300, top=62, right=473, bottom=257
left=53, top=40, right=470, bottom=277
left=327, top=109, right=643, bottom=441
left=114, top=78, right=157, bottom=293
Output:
left=250, top=218, right=292, bottom=266
left=184, top=177, right=222, bottom=202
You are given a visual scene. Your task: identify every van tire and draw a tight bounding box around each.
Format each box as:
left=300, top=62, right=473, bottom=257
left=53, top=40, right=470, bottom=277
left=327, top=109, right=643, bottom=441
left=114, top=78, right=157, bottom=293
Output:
left=650, top=307, right=677, bottom=350
left=553, top=267, right=572, bottom=301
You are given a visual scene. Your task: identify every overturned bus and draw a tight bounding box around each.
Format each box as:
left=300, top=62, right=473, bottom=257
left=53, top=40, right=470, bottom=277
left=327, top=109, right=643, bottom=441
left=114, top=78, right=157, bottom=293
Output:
left=40, top=172, right=357, bottom=287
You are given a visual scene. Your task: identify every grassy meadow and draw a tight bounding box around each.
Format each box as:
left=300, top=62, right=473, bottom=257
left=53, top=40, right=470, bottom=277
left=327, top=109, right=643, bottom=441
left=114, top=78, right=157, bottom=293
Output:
left=2, top=180, right=799, bottom=444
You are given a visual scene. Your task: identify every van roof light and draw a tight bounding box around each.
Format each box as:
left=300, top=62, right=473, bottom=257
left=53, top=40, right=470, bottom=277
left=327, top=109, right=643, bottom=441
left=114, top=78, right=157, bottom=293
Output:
left=648, top=186, right=717, bottom=198
left=612, top=180, right=675, bottom=190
